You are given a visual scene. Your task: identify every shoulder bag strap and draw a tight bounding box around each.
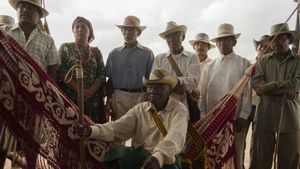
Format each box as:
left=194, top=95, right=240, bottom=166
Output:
left=167, top=55, right=183, bottom=77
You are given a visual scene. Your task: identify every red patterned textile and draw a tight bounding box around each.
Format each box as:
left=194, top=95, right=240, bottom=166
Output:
left=0, top=29, right=111, bottom=168
left=184, top=65, right=254, bottom=169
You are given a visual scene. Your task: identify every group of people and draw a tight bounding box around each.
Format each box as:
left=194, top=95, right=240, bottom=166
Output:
left=0, top=0, right=300, bottom=169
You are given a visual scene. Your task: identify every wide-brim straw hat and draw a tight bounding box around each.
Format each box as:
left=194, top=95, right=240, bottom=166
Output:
left=159, top=21, right=187, bottom=39
left=189, top=33, right=216, bottom=49
left=210, top=23, right=241, bottom=42
left=268, top=23, right=300, bottom=44
left=0, top=15, right=15, bottom=26
left=9, top=0, right=49, bottom=18
left=116, top=15, right=146, bottom=32
left=253, top=35, right=270, bottom=48
left=143, top=69, right=178, bottom=89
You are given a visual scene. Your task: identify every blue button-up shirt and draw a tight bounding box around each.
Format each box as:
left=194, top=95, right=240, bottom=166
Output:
left=106, top=42, right=154, bottom=89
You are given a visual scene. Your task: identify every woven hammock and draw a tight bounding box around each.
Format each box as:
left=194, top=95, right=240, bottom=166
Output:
left=0, top=29, right=113, bottom=168
left=182, top=63, right=255, bottom=169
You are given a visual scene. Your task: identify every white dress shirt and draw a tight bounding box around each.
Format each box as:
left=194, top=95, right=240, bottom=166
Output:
left=199, top=51, right=252, bottom=119
left=89, top=97, right=188, bottom=167
left=152, top=50, right=200, bottom=92
left=198, top=57, right=212, bottom=90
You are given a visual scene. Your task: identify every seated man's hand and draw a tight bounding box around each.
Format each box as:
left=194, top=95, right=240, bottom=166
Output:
left=234, top=118, right=249, bottom=132
left=141, top=156, right=160, bottom=169
left=74, top=123, right=92, bottom=138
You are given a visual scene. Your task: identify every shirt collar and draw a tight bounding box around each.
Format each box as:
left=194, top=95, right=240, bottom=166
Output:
left=219, top=51, right=235, bottom=60
left=145, top=96, right=177, bottom=113
left=11, top=24, right=20, bottom=31
left=120, top=41, right=143, bottom=50
left=165, top=48, right=189, bottom=58
left=268, top=50, right=296, bottom=61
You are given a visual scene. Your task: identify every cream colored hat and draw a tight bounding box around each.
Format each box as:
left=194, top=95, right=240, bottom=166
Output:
left=269, top=23, right=300, bottom=44
left=210, top=23, right=241, bottom=42
left=143, top=69, right=178, bottom=89
left=0, top=15, right=15, bottom=26
left=189, top=33, right=216, bottom=49
left=116, top=15, right=146, bottom=32
left=9, top=0, right=49, bottom=18
left=159, top=21, right=187, bottom=39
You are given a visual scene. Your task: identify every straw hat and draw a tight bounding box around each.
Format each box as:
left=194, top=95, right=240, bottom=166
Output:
left=116, top=15, right=146, bottom=32
left=143, top=69, right=178, bottom=89
left=253, top=35, right=270, bottom=49
left=9, top=0, right=49, bottom=18
left=0, top=15, right=15, bottom=26
left=159, top=21, right=187, bottom=39
left=269, top=23, right=300, bottom=44
left=189, top=33, right=216, bottom=49
left=210, top=23, right=241, bottom=42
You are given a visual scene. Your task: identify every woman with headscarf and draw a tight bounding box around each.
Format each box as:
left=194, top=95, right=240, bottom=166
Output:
left=58, top=16, right=107, bottom=123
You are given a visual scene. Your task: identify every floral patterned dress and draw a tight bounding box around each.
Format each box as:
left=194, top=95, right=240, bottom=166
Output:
left=58, top=42, right=107, bottom=123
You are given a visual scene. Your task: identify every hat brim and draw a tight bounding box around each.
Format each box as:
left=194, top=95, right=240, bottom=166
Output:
left=269, top=31, right=300, bottom=44
left=210, top=33, right=241, bottom=42
left=9, top=0, right=49, bottom=18
left=159, top=25, right=187, bottom=39
left=143, top=76, right=178, bottom=89
left=189, top=40, right=216, bottom=49
left=116, top=25, right=146, bottom=31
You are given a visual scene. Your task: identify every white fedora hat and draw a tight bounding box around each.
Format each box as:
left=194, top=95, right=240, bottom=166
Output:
left=143, top=69, right=178, bottom=89
left=210, top=23, right=241, bottom=42
left=189, top=33, right=216, bottom=49
left=159, top=21, right=187, bottom=39
left=0, top=15, right=15, bottom=26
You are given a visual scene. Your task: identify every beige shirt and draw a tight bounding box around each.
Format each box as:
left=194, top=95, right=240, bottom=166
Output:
left=90, top=97, right=189, bottom=167
left=199, top=51, right=252, bottom=119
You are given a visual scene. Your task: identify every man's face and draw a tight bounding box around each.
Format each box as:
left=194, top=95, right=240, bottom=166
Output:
left=146, top=84, right=171, bottom=109
left=193, top=41, right=209, bottom=57
left=257, top=40, right=272, bottom=55
left=17, top=2, right=40, bottom=26
left=216, top=36, right=236, bottom=55
left=271, top=34, right=291, bottom=54
left=166, top=32, right=183, bottom=52
left=73, top=21, right=90, bottom=43
left=121, top=27, right=140, bottom=44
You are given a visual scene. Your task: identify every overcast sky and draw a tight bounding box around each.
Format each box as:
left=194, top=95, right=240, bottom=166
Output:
left=0, top=0, right=298, bottom=61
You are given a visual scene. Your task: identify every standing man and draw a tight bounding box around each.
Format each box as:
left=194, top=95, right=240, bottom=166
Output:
left=152, top=21, right=200, bottom=123
left=251, top=23, right=300, bottom=169
left=189, top=33, right=215, bottom=117
left=106, top=15, right=154, bottom=119
left=199, top=23, right=252, bottom=169
left=248, top=34, right=272, bottom=168
left=0, top=15, right=15, bottom=26
left=3, top=0, right=60, bottom=81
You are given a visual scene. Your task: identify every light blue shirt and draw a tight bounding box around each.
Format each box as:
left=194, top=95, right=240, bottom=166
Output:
left=106, top=42, right=154, bottom=89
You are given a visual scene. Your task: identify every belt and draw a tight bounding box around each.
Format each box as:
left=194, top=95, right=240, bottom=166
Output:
left=116, top=87, right=146, bottom=93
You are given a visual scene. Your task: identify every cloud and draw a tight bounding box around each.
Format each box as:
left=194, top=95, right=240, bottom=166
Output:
left=0, top=0, right=298, bottom=61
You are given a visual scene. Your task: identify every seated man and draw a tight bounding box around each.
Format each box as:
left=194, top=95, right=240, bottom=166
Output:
left=76, top=69, right=189, bottom=169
